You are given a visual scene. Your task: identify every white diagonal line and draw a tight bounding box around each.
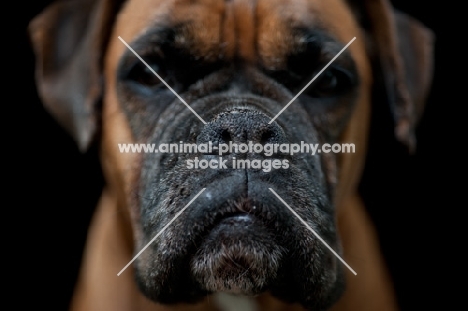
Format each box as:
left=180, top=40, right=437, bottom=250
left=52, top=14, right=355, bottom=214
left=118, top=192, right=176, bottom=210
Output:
left=268, top=37, right=356, bottom=124
left=268, top=188, right=357, bottom=275
left=117, top=188, right=206, bottom=276
left=118, top=36, right=207, bottom=124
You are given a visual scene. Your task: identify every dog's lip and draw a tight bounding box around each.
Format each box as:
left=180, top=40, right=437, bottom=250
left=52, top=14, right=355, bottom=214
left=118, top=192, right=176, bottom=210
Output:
left=199, top=211, right=260, bottom=239
left=180, top=179, right=304, bottom=241
left=214, top=212, right=257, bottom=226
left=172, top=177, right=325, bottom=248
left=223, top=213, right=255, bottom=221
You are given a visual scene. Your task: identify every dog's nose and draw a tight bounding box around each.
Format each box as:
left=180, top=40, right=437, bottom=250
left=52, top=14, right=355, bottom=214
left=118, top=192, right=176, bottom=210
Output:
left=197, top=109, right=286, bottom=146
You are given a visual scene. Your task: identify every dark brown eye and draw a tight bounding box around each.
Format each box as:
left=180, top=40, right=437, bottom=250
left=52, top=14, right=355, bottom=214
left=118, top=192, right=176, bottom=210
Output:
left=309, top=68, right=352, bottom=98
left=126, top=61, right=164, bottom=87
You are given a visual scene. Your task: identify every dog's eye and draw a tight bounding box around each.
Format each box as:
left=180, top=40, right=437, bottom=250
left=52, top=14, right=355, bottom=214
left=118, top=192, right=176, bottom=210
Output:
left=308, top=68, right=352, bottom=98
left=126, top=61, right=165, bottom=87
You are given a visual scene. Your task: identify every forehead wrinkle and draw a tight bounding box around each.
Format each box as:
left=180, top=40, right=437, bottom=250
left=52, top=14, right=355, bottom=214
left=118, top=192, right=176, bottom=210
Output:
left=114, top=0, right=227, bottom=63
left=110, top=0, right=367, bottom=76
left=255, top=0, right=368, bottom=76
left=256, top=0, right=317, bottom=70
left=231, top=0, right=257, bottom=62
left=170, top=0, right=225, bottom=58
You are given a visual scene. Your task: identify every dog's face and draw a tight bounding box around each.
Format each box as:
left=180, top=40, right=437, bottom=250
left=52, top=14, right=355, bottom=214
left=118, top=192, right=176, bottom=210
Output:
left=29, top=0, right=433, bottom=310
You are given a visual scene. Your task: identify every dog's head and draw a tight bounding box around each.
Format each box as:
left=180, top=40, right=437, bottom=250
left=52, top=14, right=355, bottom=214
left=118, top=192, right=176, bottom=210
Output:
left=29, top=0, right=433, bottom=310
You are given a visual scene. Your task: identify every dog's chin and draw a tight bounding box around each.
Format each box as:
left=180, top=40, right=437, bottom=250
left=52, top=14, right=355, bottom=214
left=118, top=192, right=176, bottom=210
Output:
left=190, top=214, right=284, bottom=295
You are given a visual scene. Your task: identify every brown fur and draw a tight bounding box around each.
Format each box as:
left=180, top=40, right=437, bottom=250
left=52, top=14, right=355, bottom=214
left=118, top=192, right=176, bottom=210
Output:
left=29, top=0, right=433, bottom=310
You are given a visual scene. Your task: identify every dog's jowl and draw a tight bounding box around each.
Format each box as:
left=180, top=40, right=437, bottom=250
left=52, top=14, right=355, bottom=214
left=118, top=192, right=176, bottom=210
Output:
left=29, top=0, right=434, bottom=310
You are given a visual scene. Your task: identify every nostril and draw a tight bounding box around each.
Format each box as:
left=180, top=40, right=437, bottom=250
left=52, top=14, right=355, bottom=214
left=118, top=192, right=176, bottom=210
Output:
left=200, top=111, right=285, bottom=147
left=221, top=129, right=232, bottom=143
left=260, top=129, right=275, bottom=144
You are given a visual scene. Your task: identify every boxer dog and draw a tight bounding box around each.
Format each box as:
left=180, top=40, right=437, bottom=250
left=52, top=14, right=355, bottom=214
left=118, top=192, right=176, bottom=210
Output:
left=29, top=0, right=433, bottom=310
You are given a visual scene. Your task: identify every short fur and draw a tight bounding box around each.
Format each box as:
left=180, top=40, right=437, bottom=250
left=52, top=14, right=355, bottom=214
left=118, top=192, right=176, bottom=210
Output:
left=29, top=0, right=434, bottom=310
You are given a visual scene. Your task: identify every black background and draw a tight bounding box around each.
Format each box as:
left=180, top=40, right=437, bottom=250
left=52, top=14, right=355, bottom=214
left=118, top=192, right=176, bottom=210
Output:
left=17, top=1, right=456, bottom=310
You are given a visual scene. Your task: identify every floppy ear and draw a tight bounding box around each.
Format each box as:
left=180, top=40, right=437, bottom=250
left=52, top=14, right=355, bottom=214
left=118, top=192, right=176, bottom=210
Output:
left=348, top=0, right=434, bottom=152
left=28, top=0, right=122, bottom=151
